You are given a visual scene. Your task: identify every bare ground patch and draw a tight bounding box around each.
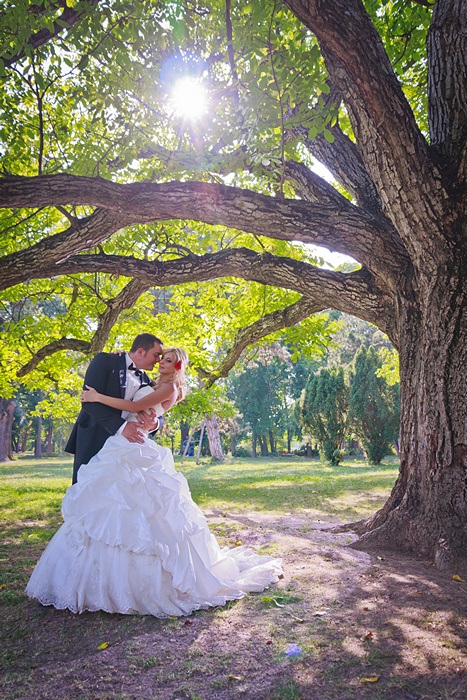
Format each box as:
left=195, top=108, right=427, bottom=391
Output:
left=1, top=510, right=466, bottom=700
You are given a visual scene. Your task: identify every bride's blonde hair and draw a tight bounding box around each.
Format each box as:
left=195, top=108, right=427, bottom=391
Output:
left=156, top=347, right=188, bottom=402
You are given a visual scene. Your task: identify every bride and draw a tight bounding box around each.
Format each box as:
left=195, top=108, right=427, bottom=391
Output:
left=26, top=347, right=283, bottom=617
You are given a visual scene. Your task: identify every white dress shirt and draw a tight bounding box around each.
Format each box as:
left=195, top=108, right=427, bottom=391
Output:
left=116, top=354, right=144, bottom=434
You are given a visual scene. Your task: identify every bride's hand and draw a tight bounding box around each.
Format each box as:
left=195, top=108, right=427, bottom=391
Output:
left=81, top=385, right=100, bottom=402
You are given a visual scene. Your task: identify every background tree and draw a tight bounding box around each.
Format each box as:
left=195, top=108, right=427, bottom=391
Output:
left=301, top=366, right=348, bottom=464
left=0, top=398, right=16, bottom=462
left=348, top=345, right=400, bottom=464
left=0, top=0, right=466, bottom=567
left=231, top=362, right=276, bottom=457
left=228, top=343, right=309, bottom=456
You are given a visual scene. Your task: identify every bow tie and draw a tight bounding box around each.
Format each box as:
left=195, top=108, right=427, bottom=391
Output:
left=128, top=363, right=144, bottom=380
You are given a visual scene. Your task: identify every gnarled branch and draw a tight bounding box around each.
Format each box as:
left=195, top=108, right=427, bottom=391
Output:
left=17, top=337, right=90, bottom=376
left=0, top=174, right=409, bottom=288
left=202, top=295, right=326, bottom=389
left=36, top=248, right=397, bottom=340
left=284, top=0, right=450, bottom=267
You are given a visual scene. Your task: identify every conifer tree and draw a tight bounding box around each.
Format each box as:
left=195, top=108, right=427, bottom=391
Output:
left=302, top=366, right=347, bottom=464
left=349, top=346, right=400, bottom=464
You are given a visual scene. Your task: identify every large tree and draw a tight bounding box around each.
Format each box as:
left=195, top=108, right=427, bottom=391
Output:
left=0, top=0, right=465, bottom=567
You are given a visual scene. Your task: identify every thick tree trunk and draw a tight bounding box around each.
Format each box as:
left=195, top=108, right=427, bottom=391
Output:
left=205, top=415, right=225, bottom=461
left=354, top=276, right=467, bottom=568
left=252, top=434, right=257, bottom=458
left=0, top=398, right=16, bottom=462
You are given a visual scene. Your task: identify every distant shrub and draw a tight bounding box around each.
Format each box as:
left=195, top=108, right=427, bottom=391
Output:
left=232, top=446, right=252, bottom=458
left=294, top=444, right=320, bottom=458
left=331, top=448, right=345, bottom=465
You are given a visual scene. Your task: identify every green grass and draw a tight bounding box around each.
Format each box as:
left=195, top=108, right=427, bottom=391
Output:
left=2, top=453, right=465, bottom=700
left=0, top=452, right=399, bottom=693
left=0, top=451, right=398, bottom=611
left=180, top=453, right=399, bottom=520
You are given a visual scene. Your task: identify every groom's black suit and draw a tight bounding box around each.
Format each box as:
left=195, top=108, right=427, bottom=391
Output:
left=65, top=352, right=152, bottom=484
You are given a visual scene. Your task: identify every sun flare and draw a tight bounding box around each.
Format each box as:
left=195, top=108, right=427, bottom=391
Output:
left=170, top=77, right=208, bottom=120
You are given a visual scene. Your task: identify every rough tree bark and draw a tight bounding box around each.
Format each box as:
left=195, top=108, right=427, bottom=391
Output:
left=0, top=399, right=16, bottom=462
left=205, top=415, right=225, bottom=462
left=283, top=0, right=467, bottom=567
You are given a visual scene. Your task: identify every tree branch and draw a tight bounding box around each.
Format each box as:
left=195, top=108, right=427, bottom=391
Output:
left=16, top=337, right=90, bottom=376
left=0, top=174, right=409, bottom=288
left=225, top=0, right=239, bottom=85
left=35, top=249, right=397, bottom=340
left=1, top=206, right=135, bottom=290
left=284, top=0, right=450, bottom=265
left=2, top=0, right=100, bottom=68
left=427, top=0, right=467, bottom=186
left=16, top=278, right=151, bottom=375
left=284, top=159, right=357, bottom=207
left=287, top=122, right=383, bottom=214
left=88, top=278, right=152, bottom=354
left=202, top=296, right=326, bottom=389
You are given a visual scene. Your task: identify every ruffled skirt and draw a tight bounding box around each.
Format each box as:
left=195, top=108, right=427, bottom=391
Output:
left=26, top=436, right=283, bottom=616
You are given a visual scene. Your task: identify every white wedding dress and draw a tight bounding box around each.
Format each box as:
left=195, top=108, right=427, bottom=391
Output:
left=26, top=387, right=283, bottom=617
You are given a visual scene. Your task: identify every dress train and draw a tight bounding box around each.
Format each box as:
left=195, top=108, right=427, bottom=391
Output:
left=26, top=434, right=283, bottom=617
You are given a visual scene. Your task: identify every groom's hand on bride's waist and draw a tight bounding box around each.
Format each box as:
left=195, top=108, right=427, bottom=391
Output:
left=121, top=421, right=146, bottom=443
left=136, top=409, right=160, bottom=433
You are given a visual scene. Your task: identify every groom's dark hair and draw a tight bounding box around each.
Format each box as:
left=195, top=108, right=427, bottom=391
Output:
left=130, top=333, right=163, bottom=352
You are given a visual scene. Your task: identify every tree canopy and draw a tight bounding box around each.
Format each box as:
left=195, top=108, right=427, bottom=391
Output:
left=1, top=0, right=466, bottom=566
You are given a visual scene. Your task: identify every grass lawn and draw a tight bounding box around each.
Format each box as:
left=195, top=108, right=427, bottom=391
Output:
left=1, top=453, right=466, bottom=700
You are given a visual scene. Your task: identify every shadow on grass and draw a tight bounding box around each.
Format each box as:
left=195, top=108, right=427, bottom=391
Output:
left=1, top=454, right=466, bottom=699
left=2, top=543, right=466, bottom=700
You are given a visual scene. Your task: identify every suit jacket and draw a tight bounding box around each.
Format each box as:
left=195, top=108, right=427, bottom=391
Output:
left=65, top=352, right=152, bottom=484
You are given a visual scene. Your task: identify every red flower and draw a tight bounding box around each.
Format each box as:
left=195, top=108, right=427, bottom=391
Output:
left=174, top=360, right=182, bottom=371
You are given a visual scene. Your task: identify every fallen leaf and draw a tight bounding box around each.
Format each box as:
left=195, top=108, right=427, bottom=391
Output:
left=452, top=574, right=465, bottom=583
left=363, top=631, right=374, bottom=640
left=285, top=612, right=305, bottom=622
left=228, top=674, right=244, bottom=681
left=377, top=556, right=385, bottom=561
left=235, top=540, right=242, bottom=546
left=266, top=639, right=273, bottom=645
left=96, top=641, right=109, bottom=651
left=360, top=676, right=380, bottom=683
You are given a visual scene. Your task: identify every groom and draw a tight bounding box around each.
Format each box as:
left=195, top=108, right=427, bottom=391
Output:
left=65, top=333, right=164, bottom=484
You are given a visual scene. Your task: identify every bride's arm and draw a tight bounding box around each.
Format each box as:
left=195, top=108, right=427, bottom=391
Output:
left=81, top=382, right=175, bottom=412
